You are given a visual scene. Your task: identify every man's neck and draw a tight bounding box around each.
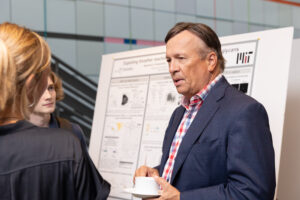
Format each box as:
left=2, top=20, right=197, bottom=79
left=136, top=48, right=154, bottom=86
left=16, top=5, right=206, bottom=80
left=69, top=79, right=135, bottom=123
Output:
left=182, top=73, right=223, bottom=106
left=28, top=113, right=50, bottom=127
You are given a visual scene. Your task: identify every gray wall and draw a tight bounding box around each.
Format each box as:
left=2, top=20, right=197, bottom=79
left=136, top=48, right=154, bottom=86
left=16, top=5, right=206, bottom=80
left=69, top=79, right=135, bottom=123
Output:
left=1, top=0, right=300, bottom=82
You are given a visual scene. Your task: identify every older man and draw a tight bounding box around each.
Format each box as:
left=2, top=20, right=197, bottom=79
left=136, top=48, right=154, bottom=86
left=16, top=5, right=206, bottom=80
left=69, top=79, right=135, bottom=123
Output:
left=134, top=22, right=276, bottom=200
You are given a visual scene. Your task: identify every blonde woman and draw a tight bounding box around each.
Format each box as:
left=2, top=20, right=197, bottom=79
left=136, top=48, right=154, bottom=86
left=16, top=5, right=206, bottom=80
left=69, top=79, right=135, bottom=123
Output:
left=0, top=22, right=110, bottom=200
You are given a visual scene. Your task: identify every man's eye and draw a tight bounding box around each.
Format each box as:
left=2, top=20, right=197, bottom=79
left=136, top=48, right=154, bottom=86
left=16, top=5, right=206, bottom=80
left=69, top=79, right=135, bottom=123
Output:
left=166, top=59, right=171, bottom=63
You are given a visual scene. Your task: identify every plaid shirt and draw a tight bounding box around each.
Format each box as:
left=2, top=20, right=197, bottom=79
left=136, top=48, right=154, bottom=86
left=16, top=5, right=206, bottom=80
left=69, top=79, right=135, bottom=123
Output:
left=162, top=74, right=223, bottom=182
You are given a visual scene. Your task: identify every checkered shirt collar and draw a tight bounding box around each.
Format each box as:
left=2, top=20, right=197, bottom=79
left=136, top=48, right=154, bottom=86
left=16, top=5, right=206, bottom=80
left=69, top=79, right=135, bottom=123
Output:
left=181, top=74, right=223, bottom=110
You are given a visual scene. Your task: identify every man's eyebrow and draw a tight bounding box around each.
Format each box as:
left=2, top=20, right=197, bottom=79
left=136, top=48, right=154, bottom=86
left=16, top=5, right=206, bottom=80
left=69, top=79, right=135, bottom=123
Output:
left=174, top=53, right=185, bottom=57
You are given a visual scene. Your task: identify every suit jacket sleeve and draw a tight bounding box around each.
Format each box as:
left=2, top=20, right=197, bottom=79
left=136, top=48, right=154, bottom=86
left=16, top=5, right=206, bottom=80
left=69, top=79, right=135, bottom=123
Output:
left=180, top=102, right=276, bottom=200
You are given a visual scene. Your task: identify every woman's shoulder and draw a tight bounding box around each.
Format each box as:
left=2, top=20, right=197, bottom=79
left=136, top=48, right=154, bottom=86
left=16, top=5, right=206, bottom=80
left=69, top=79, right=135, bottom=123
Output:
left=0, top=120, right=83, bottom=174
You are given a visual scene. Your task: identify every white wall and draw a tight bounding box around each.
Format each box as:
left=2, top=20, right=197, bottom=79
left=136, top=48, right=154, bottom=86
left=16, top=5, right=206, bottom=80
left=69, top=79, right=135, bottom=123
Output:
left=277, top=39, right=300, bottom=200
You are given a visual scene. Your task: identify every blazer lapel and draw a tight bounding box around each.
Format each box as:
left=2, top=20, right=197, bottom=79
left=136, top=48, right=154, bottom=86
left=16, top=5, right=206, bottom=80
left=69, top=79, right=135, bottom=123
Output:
left=170, top=77, right=229, bottom=183
left=160, top=106, right=185, bottom=175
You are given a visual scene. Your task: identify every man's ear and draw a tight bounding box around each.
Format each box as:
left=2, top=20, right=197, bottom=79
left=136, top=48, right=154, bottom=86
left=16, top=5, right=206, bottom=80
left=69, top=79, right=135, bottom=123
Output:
left=207, top=51, right=218, bottom=72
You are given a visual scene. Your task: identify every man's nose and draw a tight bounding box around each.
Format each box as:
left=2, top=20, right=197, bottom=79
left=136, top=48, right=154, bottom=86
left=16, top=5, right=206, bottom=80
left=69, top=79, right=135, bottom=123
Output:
left=169, top=60, right=179, bottom=73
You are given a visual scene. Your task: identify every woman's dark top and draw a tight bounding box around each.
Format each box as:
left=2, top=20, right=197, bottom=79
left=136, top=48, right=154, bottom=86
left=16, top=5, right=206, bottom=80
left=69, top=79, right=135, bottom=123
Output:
left=0, top=120, right=110, bottom=200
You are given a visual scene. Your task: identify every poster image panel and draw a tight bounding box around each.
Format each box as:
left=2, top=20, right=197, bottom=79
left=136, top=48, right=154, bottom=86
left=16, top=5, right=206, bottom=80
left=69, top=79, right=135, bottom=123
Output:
left=222, top=40, right=259, bottom=95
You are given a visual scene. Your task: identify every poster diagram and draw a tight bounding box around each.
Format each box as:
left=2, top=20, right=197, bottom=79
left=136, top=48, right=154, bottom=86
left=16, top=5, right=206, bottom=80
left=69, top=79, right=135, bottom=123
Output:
left=96, top=40, right=260, bottom=199
left=106, top=77, right=149, bottom=115
left=99, top=116, right=143, bottom=174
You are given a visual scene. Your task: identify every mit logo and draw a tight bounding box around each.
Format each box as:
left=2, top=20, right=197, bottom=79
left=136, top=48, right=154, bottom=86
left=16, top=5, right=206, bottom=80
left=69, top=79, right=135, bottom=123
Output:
left=236, top=51, right=253, bottom=64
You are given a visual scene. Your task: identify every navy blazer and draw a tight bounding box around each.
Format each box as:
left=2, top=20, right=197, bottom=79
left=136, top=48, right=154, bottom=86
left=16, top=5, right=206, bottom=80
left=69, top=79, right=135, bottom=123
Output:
left=158, top=77, right=276, bottom=200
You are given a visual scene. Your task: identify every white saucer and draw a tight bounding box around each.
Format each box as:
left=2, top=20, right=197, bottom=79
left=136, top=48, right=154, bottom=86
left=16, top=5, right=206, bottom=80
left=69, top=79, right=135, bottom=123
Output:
left=124, top=188, right=160, bottom=198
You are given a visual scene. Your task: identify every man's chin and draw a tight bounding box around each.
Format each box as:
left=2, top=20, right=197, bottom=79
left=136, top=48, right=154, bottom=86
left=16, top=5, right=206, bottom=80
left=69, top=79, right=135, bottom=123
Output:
left=176, top=88, right=187, bottom=96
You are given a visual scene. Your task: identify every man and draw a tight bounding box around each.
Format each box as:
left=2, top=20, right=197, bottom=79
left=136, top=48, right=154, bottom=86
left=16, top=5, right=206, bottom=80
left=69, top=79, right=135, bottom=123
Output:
left=134, top=22, right=276, bottom=200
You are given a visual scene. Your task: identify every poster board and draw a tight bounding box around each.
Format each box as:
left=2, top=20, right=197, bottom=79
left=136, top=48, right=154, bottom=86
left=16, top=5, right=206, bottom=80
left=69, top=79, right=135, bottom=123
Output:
left=89, top=27, right=293, bottom=199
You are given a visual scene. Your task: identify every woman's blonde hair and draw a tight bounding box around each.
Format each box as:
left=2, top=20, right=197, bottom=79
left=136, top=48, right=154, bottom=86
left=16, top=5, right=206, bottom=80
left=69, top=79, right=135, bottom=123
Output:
left=0, top=38, right=16, bottom=111
left=49, top=71, right=64, bottom=101
left=0, top=22, right=51, bottom=120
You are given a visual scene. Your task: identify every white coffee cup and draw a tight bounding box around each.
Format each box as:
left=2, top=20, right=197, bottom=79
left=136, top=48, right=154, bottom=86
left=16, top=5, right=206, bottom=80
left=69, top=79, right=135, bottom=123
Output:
left=134, top=177, right=159, bottom=195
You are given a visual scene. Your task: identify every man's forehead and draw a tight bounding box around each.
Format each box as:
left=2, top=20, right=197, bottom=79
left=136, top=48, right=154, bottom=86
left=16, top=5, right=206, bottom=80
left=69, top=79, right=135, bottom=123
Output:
left=166, top=31, right=207, bottom=54
left=167, top=31, right=206, bottom=46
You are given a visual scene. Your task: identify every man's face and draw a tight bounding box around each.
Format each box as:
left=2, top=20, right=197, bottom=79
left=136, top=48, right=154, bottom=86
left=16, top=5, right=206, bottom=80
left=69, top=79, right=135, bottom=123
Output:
left=33, top=77, right=56, bottom=115
left=166, top=30, right=216, bottom=99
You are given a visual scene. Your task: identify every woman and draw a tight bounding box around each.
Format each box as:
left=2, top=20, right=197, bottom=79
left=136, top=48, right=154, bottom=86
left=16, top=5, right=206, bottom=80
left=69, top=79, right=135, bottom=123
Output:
left=28, top=71, right=87, bottom=147
left=0, top=22, right=110, bottom=200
